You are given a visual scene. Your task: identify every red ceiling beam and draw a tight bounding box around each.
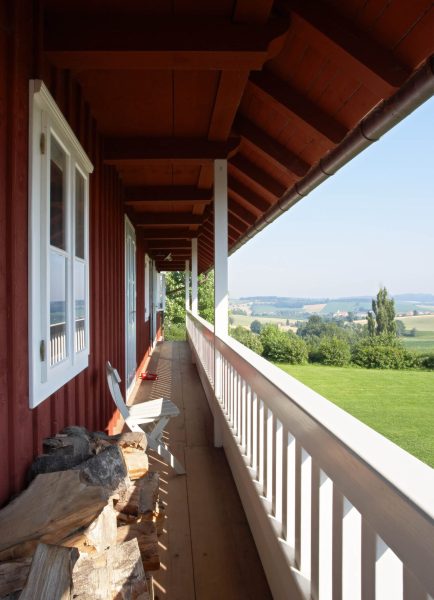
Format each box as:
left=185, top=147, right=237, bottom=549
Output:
left=148, top=240, right=192, bottom=249
left=249, top=70, right=348, bottom=146
left=104, top=137, right=240, bottom=163
left=276, top=0, right=410, bottom=95
left=142, top=229, right=196, bottom=240
left=234, top=0, right=274, bottom=24
left=228, top=176, right=271, bottom=213
left=135, top=214, right=203, bottom=227
left=125, top=186, right=212, bottom=204
left=230, top=154, right=287, bottom=198
left=44, top=15, right=290, bottom=71
left=233, top=115, right=310, bottom=177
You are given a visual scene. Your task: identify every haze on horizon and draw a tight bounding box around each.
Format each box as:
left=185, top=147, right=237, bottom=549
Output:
left=228, top=97, right=434, bottom=300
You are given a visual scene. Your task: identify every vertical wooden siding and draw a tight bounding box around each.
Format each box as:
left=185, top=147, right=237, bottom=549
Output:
left=0, top=0, right=150, bottom=505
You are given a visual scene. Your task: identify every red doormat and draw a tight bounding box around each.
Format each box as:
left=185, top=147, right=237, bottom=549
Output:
left=140, top=372, right=158, bottom=381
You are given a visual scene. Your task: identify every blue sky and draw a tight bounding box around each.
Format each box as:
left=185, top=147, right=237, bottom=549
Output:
left=229, top=97, right=434, bottom=299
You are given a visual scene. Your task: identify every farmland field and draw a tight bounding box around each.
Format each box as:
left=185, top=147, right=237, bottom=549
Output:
left=277, top=364, right=434, bottom=467
left=399, top=314, right=434, bottom=330
left=231, top=314, right=296, bottom=329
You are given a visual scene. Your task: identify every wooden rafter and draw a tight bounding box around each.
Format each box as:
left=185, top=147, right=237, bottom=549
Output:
left=44, top=15, right=290, bottom=71
left=125, top=186, right=212, bottom=203
left=135, top=214, right=203, bottom=227
left=142, top=229, right=196, bottom=240
left=276, top=0, right=410, bottom=95
left=104, top=137, right=240, bottom=163
left=230, top=154, right=287, bottom=198
left=249, top=70, right=348, bottom=145
left=148, top=240, right=192, bottom=249
left=228, top=176, right=271, bottom=213
left=228, top=198, right=257, bottom=226
left=208, top=71, right=250, bottom=142
left=233, top=115, right=310, bottom=177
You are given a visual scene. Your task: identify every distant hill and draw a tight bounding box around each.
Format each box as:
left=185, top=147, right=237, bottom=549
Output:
left=230, top=293, right=434, bottom=319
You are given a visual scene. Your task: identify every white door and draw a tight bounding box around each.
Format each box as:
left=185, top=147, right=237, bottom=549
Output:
left=125, top=217, right=136, bottom=398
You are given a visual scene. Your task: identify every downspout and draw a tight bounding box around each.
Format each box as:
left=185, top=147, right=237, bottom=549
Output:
left=229, top=56, right=434, bottom=256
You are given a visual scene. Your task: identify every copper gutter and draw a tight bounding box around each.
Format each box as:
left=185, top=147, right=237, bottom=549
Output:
left=229, top=56, right=434, bottom=254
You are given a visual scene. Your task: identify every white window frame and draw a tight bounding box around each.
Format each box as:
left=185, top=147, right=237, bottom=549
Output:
left=28, top=80, right=94, bottom=408
left=144, top=253, right=150, bottom=321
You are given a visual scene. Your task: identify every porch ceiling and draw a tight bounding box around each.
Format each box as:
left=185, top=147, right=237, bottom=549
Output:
left=42, top=0, right=434, bottom=272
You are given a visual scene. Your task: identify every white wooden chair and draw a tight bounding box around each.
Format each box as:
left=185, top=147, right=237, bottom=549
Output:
left=106, top=361, right=185, bottom=474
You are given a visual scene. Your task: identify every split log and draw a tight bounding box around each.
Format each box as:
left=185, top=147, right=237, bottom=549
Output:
left=120, top=448, right=149, bottom=481
left=61, top=502, right=118, bottom=554
left=19, top=543, right=79, bottom=600
left=116, top=522, right=160, bottom=571
left=72, top=539, right=149, bottom=599
left=115, top=472, right=159, bottom=517
left=138, top=472, right=159, bottom=516
left=0, top=470, right=110, bottom=560
left=0, top=558, right=32, bottom=597
left=155, top=502, right=166, bottom=536
left=116, top=432, right=148, bottom=452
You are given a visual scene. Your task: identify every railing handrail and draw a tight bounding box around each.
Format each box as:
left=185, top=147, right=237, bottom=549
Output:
left=187, top=312, right=434, bottom=600
left=187, top=309, right=434, bottom=515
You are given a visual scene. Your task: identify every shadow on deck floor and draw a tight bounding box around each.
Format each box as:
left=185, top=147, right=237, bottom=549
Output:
left=131, top=340, right=271, bottom=600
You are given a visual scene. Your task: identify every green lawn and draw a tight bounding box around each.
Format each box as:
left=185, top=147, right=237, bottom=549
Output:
left=276, top=364, right=434, bottom=467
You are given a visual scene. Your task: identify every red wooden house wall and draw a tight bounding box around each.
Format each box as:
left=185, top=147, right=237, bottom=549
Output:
left=0, top=0, right=152, bottom=506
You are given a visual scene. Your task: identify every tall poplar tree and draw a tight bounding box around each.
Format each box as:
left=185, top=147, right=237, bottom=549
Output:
left=367, top=287, right=396, bottom=336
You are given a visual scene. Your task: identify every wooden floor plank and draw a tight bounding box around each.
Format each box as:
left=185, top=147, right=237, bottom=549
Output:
left=132, top=341, right=271, bottom=600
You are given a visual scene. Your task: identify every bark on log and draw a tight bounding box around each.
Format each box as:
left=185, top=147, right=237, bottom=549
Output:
left=19, top=544, right=79, bottom=600
left=74, top=445, right=129, bottom=494
left=0, top=471, right=110, bottom=559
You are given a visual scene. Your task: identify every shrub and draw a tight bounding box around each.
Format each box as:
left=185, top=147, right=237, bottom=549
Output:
left=420, top=353, right=434, bottom=370
left=230, top=326, right=263, bottom=355
left=352, top=334, right=417, bottom=369
left=260, top=325, right=308, bottom=363
left=317, top=336, right=351, bottom=366
left=164, top=323, right=186, bottom=341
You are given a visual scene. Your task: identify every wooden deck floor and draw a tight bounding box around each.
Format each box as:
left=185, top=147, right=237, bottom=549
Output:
left=132, top=341, right=271, bottom=600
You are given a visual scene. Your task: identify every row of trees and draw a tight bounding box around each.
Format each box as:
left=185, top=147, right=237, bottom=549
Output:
left=164, top=271, right=214, bottom=339
left=232, top=288, right=433, bottom=370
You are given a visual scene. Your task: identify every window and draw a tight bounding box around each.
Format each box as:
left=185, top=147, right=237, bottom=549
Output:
left=29, top=81, right=94, bottom=408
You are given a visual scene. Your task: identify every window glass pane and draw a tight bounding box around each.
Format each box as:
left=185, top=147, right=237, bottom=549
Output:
left=74, top=260, right=86, bottom=352
left=75, top=171, right=85, bottom=259
left=50, top=136, right=67, bottom=250
left=50, top=251, right=68, bottom=366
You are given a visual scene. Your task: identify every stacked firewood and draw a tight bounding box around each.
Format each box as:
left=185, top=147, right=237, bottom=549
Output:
left=0, top=427, right=164, bottom=599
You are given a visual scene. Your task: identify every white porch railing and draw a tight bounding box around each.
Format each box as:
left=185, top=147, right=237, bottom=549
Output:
left=186, top=310, right=434, bottom=600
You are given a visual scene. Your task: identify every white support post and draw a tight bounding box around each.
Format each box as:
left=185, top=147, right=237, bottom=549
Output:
left=191, top=238, right=198, bottom=315
left=214, top=159, right=229, bottom=336
left=185, top=260, right=190, bottom=311
left=161, top=274, right=166, bottom=311
left=213, top=159, right=228, bottom=448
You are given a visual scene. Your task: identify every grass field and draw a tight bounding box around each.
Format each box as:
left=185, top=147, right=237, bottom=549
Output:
left=277, top=364, right=434, bottom=467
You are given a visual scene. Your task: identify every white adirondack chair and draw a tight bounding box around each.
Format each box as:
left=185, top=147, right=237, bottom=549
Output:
left=106, top=361, right=185, bottom=474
